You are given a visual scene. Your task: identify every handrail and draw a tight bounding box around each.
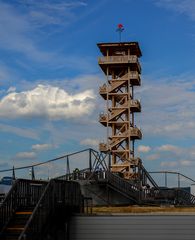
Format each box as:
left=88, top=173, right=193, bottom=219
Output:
left=175, top=188, right=195, bottom=205
left=0, top=179, right=47, bottom=236
left=19, top=179, right=84, bottom=240
left=0, top=179, right=19, bottom=232
left=0, top=148, right=94, bottom=173
left=149, top=171, right=195, bottom=185
left=106, top=172, right=139, bottom=202
left=98, top=56, right=141, bottom=73
left=19, top=180, right=53, bottom=240
left=98, top=55, right=138, bottom=63
left=141, top=165, right=159, bottom=189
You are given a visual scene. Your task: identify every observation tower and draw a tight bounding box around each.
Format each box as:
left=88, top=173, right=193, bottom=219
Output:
left=98, top=41, right=142, bottom=180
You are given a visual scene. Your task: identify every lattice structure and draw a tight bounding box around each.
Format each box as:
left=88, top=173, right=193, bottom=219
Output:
left=98, top=42, right=142, bottom=180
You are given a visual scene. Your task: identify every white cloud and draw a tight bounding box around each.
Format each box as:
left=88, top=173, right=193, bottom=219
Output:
left=0, top=123, right=39, bottom=140
left=156, top=144, right=180, bottom=153
left=146, top=153, right=160, bottom=161
left=0, top=84, right=95, bottom=120
left=80, top=138, right=99, bottom=147
left=160, top=161, right=178, bottom=168
left=139, top=75, right=195, bottom=139
left=0, top=2, right=53, bottom=62
left=155, top=0, right=195, bottom=21
left=25, top=1, right=87, bottom=27
left=0, top=1, right=88, bottom=64
left=15, top=151, right=36, bottom=160
left=32, top=143, right=54, bottom=151
left=7, top=86, right=16, bottom=93
left=180, top=160, right=194, bottom=166
left=137, top=145, right=151, bottom=153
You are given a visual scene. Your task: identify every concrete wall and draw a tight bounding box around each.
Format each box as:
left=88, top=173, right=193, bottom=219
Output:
left=79, top=180, right=133, bottom=206
left=69, top=214, right=195, bottom=240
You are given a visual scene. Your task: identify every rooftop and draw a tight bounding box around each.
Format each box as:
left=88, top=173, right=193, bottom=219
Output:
left=97, top=42, right=142, bottom=57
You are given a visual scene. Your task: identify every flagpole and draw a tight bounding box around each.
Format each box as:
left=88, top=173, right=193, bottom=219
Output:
left=116, top=24, right=124, bottom=43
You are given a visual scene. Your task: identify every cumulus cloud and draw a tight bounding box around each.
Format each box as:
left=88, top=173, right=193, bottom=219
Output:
left=32, top=143, right=54, bottom=151
left=0, top=84, right=95, bottom=120
left=137, top=145, right=151, bottom=153
left=80, top=138, right=99, bottom=147
left=15, top=151, right=36, bottom=160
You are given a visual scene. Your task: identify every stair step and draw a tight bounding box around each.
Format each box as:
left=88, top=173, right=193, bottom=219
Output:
left=7, top=227, right=24, bottom=230
left=3, top=209, right=33, bottom=238
left=0, top=238, right=19, bottom=240
left=15, top=211, right=33, bottom=215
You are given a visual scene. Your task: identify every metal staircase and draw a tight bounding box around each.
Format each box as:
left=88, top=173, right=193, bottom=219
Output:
left=175, top=189, right=195, bottom=206
left=0, top=179, right=84, bottom=240
left=0, top=179, right=47, bottom=240
left=106, top=171, right=140, bottom=203
left=2, top=207, right=34, bottom=240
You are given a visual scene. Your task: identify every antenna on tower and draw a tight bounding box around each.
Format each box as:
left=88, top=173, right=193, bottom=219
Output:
left=116, top=24, right=124, bottom=42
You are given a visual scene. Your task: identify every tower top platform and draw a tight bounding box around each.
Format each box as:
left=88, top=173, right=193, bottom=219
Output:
left=97, top=42, right=142, bottom=57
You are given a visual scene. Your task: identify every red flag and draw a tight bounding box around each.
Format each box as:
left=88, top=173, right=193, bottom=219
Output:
left=116, top=24, right=124, bottom=32
left=118, top=24, right=124, bottom=29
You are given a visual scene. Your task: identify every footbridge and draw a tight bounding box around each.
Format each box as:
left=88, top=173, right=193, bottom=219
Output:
left=0, top=149, right=195, bottom=239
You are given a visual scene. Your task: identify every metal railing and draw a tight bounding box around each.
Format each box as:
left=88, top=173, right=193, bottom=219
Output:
left=175, top=188, right=195, bottom=205
left=18, top=179, right=84, bottom=240
left=0, top=179, right=47, bottom=235
left=106, top=171, right=140, bottom=203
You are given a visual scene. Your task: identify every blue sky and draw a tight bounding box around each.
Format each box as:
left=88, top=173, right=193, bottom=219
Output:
left=1, top=0, right=195, bottom=183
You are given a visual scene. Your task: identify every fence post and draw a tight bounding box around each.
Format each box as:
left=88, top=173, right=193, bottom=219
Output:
left=89, top=149, right=92, bottom=172
left=31, top=166, right=35, bottom=180
left=66, top=156, right=70, bottom=180
left=165, top=172, right=167, bottom=188
left=12, top=166, right=16, bottom=180
left=178, top=173, right=180, bottom=188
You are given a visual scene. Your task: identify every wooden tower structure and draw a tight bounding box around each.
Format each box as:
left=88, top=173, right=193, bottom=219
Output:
left=98, top=42, right=142, bottom=180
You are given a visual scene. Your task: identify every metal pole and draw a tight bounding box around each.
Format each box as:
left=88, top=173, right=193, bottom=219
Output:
left=119, top=31, right=121, bottom=42
left=108, top=153, right=111, bottom=171
left=66, top=156, right=70, bottom=175
left=178, top=173, right=180, bottom=188
left=31, top=166, right=35, bottom=180
left=165, top=172, right=167, bottom=187
left=89, top=149, right=92, bottom=172
left=12, top=166, right=16, bottom=180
